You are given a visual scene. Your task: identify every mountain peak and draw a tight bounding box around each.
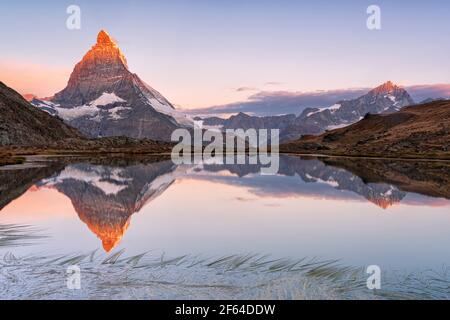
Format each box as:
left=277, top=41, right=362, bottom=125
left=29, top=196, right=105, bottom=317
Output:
left=97, top=29, right=115, bottom=46
left=49, top=30, right=189, bottom=140
left=52, top=30, right=130, bottom=106
left=92, top=30, right=127, bottom=66
left=371, top=81, right=401, bottom=95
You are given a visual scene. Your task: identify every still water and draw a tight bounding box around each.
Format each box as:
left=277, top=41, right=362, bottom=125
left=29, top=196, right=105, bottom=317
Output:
left=1, top=155, right=449, bottom=299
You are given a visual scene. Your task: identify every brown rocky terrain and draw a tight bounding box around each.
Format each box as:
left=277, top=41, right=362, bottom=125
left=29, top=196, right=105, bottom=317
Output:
left=0, top=81, right=174, bottom=165
left=281, top=100, right=450, bottom=159
left=0, top=81, right=84, bottom=146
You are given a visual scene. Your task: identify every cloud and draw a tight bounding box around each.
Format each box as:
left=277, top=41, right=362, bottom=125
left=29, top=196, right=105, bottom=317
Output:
left=235, top=86, right=259, bottom=92
left=186, top=84, right=450, bottom=117
left=234, top=82, right=284, bottom=93
left=406, top=84, right=450, bottom=102
left=186, top=87, right=369, bottom=117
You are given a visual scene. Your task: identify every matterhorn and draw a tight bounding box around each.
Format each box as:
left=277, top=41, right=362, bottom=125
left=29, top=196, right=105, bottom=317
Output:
left=33, top=30, right=192, bottom=141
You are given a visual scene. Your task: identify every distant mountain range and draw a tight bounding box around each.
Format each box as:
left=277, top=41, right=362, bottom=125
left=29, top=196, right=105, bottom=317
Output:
left=281, top=100, right=450, bottom=159
left=199, top=81, right=416, bottom=142
left=31, top=30, right=193, bottom=141
left=189, top=84, right=450, bottom=117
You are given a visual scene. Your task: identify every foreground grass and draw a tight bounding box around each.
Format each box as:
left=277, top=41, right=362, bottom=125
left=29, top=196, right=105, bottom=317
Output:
left=0, top=250, right=448, bottom=299
left=2, top=250, right=449, bottom=300
left=0, top=250, right=370, bottom=300
left=0, top=225, right=448, bottom=300
left=0, top=224, right=47, bottom=247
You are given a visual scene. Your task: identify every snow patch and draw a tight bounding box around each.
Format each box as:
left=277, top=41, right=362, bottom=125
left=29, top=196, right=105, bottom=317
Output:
left=54, top=105, right=99, bottom=121
left=147, top=98, right=194, bottom=127
left=133, top=78, right=195, bottom=127
left=34, top=93, right=128, bottom=121
left=385, top=95, right=396, bottom=103
left=306, top=108, right=326, bottom=117
left=108, top=106, right=132, bottom=120
left=34, top=100, right=58, bottom=108
left=328, top=104, right=341, bottom=112
left=382, top=186, right=396, bottom=196
left=91, top=92, right=126, bottom=107
left=203, top=124, right=224, bottom=130
left=42, top=165, right=130, bottom=196
left=326, top=123, right=349, bottom=130
left=305, top=174, right=339, bottom=188
left=307, top=104, right=341, bottom=117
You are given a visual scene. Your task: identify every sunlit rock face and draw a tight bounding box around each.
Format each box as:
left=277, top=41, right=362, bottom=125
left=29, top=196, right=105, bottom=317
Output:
left=39, top=161, right=177, bottom=252
left=53, top=30, right=132, bottom=106
left=33, top=30, right=192, bottom=141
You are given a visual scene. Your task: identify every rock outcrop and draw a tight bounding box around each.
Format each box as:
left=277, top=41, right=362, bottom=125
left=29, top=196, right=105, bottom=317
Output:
left=0, top=81, right=83, bottom=146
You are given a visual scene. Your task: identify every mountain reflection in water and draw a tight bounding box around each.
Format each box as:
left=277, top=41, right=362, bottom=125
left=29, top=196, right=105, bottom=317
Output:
left=0, top=155, right=449, bottom=252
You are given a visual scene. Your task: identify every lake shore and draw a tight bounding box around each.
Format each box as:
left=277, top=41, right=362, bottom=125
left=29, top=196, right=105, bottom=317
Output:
left=0, top=152, right=25, bottom=166
left=279, top=150, right=450, bottom=161
left=0, top=142, right=174, bottom=167
left=2, top=147, right=450, bottom=168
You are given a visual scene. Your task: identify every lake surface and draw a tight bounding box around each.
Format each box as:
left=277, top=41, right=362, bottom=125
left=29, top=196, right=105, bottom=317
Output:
left=1, top=155, right=449, bottom=299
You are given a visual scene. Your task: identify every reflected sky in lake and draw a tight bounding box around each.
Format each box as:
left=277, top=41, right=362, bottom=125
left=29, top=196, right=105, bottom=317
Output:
left=1, top=155, right=449, bottom=271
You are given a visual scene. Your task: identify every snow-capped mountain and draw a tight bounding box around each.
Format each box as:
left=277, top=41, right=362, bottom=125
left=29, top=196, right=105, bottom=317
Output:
left=199, top=81, right=415, bottom=142
left=283, top=81, right=415, bottom=141
left=296, top=81, right=415, bottom=131
left=32, top=30, right=193, bottom=141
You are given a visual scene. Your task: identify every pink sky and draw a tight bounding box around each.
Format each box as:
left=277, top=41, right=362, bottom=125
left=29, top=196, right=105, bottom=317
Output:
left=0, top=60, right=71, bottom=99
